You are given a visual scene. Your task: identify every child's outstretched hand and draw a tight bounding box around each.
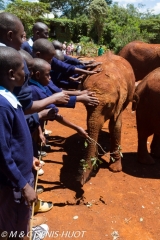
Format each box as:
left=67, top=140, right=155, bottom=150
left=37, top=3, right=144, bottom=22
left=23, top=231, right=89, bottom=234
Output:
left=88, top=67, right=102, bottom=75
left=77, top=127, right=89, bottom=138
left=86, top=62, right=102, bottom=68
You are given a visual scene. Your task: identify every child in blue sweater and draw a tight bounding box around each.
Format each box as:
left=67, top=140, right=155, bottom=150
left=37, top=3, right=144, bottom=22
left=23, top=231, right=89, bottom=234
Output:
left=0, top=46, right=38, bottom=235
left=29, top=58, right=89, bottom=138
left=32, top=38, right=100, bottom=107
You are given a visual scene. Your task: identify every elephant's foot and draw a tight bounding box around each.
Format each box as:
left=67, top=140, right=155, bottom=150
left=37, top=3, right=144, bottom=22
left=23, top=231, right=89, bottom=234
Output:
left=138, top=153, right=155, bottom=165
left=109, top=159, right=122, bottom=172
left=76, top=162, right=94, bottom=185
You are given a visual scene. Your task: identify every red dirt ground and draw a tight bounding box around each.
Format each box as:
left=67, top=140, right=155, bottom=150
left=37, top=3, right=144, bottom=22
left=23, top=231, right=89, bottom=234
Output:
left=36, top=102, right=160, bottom=240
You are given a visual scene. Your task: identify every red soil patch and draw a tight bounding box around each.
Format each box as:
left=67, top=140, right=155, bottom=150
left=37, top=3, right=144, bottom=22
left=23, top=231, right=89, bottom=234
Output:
left=36, top=102, right=160, bottom=240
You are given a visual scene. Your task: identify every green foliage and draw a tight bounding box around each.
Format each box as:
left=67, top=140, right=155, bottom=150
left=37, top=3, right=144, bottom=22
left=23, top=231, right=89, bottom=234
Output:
left=4, top=0, right=160, bottom=56
left=103, top=3, right=155, bottom=53
left=89, top=0, right=108, bottom=44
left=40, top=0, right=93, bottom=19
left=5, top=0, right=50, bottom=36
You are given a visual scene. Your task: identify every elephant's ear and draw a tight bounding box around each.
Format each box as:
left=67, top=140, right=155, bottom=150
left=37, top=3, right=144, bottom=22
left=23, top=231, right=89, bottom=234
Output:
left=114, top=81, right=128, bottom=121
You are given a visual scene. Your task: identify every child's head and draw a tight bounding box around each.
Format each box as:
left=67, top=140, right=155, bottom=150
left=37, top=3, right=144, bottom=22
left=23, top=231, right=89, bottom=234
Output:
left=33, top=39, right=55, bottom=63
left=52, top=40, right=63, bottom=51
left=32, top=58, right=51, bottom=86
left=54, top=49, right=64, bottom=61
left=0, top=12, right=24, bottom=50
left=32, top=22, right=49, bottom=40
left=19, top=49, right=34, bottom=74
left=0, top=46, right=25, bottom=89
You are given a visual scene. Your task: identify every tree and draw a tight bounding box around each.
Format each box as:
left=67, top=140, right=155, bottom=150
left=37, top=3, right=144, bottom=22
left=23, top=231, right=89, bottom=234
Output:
left=5, top=0, right=50, bottom=36
left=0, top=0, right=5, bottom=10
left=39, top=0, right=91, bottom=19
left=89, top=0, right=108, bottom=44
left=40, top=0, right=112, bottom=19
left=103, top=3, right=155, bottom=53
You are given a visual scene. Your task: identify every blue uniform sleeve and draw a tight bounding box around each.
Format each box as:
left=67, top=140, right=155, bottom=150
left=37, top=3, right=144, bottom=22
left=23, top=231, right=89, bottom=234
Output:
left=64, top=55, right=80, bottom=65
left=25, top=113, right=39, bottom=133
left=51, top=57, right=76, bottom=77
left=21, top=41, right=32, bottom=56
left=0, top=107, right=28, bottom=189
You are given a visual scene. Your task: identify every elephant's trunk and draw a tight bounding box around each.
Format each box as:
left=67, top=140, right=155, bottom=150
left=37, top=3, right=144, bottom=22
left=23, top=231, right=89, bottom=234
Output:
left=79, top=106, right=105, bottom=185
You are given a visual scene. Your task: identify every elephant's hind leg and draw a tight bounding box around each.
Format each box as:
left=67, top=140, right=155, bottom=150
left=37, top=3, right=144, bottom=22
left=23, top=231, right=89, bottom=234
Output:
left=138, top=134, right=155, bottom=164
left=108, top=113, right=122, bottom=172
left=150, top=134, right=160, bottom=158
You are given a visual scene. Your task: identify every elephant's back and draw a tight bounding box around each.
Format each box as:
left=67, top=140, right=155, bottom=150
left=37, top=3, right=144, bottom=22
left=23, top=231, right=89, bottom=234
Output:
left=134, top=67, right=160, bottom=123
left=83, top=51, right=135, bottom=102
left=119, top=41, right=160, bottom=81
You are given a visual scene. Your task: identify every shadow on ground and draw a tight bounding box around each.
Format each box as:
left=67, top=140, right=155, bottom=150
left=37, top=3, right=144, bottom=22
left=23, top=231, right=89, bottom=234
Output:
left=46, top=131, right=160, bottom=198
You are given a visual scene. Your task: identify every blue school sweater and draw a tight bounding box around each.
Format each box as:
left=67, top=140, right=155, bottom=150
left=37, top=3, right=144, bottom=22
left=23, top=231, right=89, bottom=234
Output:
left=0, top=94, right=33, bottom=190
left=64, top=55, right=86, bottom=69
left=28, top=79, right=59, bottom=112
left=51, top=57, right=76, bottom=78
left=21, top=41, right=32, bottom=56
left=13, top=60, right=33, bottom=111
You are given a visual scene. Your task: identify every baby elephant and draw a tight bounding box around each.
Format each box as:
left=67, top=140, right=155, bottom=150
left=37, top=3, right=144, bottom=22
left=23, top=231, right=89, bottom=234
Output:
left=133, top=67, right=160, bottom=164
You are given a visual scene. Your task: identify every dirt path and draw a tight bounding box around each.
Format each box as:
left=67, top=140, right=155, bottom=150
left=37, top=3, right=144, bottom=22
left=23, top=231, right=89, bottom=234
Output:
left=37, top=102, right=160, bottom=240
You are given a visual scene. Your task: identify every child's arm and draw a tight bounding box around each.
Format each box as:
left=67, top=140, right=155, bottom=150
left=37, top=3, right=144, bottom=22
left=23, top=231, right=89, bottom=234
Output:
left=55, top=114, right=89, bottom=138
left=63, top=90, right=99, bottom=106
left=69, top=75, right=84, bottom=81
left=74, top=67, right=102, bottom=76
left=38, top=125, right=46, bottom=146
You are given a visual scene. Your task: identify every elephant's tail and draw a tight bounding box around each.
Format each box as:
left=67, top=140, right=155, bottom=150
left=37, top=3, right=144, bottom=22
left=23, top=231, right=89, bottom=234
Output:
left=132, top=93, right=139, bottom=111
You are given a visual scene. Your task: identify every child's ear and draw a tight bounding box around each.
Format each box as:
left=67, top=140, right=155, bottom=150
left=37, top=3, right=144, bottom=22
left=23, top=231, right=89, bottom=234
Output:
left=35, top=51, right=40, bottom=58
left=35, top=71, right=40, bottom=79
left=7, top=31, right=13, bottom=41
left=36, top=30, right=40, bottom=37
left=8, top=69, right=15, bottom=81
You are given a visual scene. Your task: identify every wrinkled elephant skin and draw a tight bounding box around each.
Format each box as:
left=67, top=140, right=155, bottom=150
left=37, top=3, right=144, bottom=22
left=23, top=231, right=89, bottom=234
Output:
left=78, top=52, right=135, bottom=185
left=133, top=67, right=160, bottom=164
left=119, top=41, right=160, bottom=81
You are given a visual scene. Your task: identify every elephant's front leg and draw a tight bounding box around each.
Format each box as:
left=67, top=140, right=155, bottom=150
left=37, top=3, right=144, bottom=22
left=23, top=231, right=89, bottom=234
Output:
left=80, top=107, right=105, bottom=185
left=108, top=113, right=122, bottom=172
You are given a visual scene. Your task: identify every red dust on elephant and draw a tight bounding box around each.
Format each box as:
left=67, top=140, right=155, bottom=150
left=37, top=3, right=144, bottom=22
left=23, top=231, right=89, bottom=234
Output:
left=78, top=51, right=135, bottom=185
left=119, top=41, right=160, bottom=81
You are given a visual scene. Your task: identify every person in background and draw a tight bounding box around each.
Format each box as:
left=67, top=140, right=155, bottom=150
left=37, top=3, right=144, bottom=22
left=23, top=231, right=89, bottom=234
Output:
left=76, top=43, right=82, bottom=56
left=70, top=41, right=74, bottom=56
left=62, top=41, right=67, bottom=54
left=66, top=43, right=71, bottom=55
left=98, top=45, right=104, bottom=56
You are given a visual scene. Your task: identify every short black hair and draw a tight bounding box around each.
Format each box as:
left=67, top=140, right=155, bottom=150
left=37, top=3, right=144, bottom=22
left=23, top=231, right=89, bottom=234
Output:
left=54, top=49, right=64, bottom=61
left=0, top=12, right=22, bottom=36
left=32, top=58, right=50, bottom=74
left=33, top=22, right=48, bottom=32
left=33, top=39, right=55, bottom=55
left=19, top=49, right=33, bottom=66
left=52, top=40, right=63, bottom=50
left=0, top=46, right=23, bottom=75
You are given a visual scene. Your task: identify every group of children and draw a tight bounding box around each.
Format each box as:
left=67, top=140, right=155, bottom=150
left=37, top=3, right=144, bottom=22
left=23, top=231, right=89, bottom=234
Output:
left=0, top=12, right=101, bottom=238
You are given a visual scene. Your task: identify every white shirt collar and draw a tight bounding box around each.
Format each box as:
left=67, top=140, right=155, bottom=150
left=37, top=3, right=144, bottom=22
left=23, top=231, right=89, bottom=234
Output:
left=0, top=42, right=6, bottom=47
left=0, top=86, right=22, bottom=109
